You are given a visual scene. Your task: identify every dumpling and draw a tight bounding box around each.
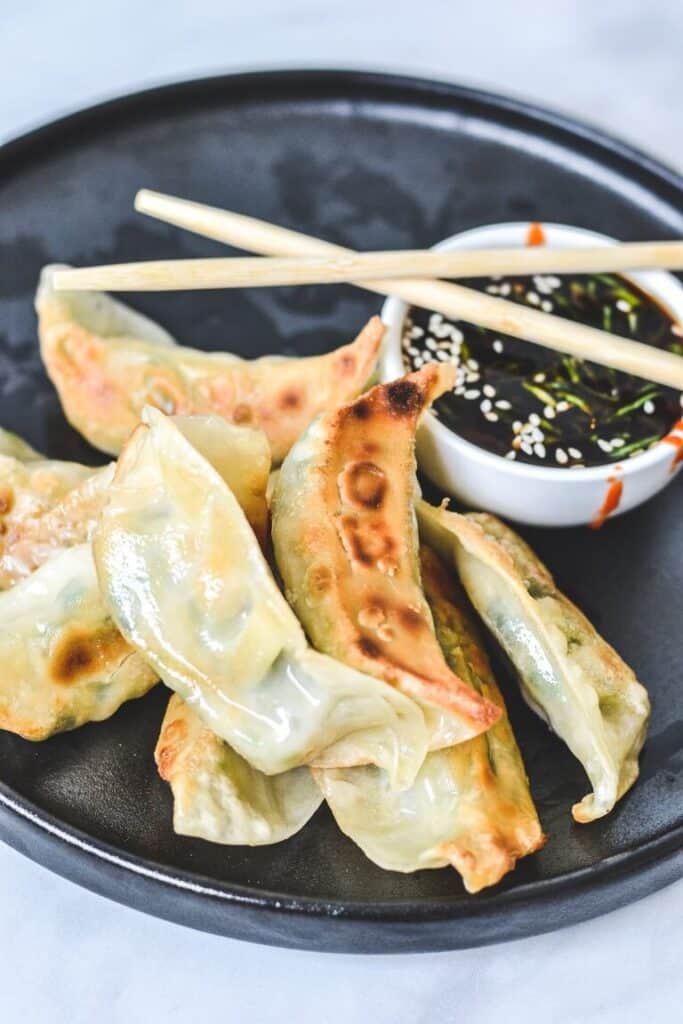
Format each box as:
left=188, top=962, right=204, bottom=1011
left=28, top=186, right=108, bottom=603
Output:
left=0, top=543, right=157, bottom=739
left=37, top=266, right=382, bottom=463
left=0, top=439, right=96, bottom=587
left=0, top=413, right=273, bottom=741
left=272, top=366, right=500, bottom=745
left=314, top=545, right=545, bottom=893
left=418, top=502, right=650, bottom=823
left=93, top=407, right=428, bottom=787
left=156, top=694, right=322, bottom=845
left=0, top=462, right=114, bottom=589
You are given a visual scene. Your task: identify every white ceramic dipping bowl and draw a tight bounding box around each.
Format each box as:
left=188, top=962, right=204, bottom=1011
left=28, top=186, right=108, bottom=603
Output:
left=380, top=222, right=683, bottom=527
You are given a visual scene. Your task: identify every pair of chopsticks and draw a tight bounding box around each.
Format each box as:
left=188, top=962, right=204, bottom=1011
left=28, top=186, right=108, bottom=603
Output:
left=53, top=190, right=683, bottom=390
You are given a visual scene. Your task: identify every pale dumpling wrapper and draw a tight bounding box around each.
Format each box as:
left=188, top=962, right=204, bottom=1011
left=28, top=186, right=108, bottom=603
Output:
left=315, top=546, right=545, bottom=893
left=418, top=501, right=650, bottom=823
left=0, top=415, right=271, bottom=741
left=37, top=265, right=382, bottom=464
left=156, top=694, right=323, bottom=846
left=94, top=407, right=428, bottom=787
left=0, top=543, right=157, bottom=739
left=272, top=366, right=500, bottom=746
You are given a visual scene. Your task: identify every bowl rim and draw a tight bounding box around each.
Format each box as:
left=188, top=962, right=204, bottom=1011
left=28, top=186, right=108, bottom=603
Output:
left=380, top=220, right=683, bottom=482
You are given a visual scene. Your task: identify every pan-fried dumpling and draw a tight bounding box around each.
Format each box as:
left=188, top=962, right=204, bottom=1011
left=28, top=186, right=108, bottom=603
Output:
left=0, top=415, right=270, bottom=739
left=37, top=266, right=382, bottom=463
left=314, top=546, right=545, bottom=892
left=155, top=694, right=322, bottom=845
left=0, top=543, right=157, bottom=739
left=0, top=442, right=96, bottom=588
left=94, top=407, right=428, bottom=786
left=0, top=463, right=113, bottom=588
left=418, top=502, right=650, bottom=823
left=272, top=366, right=500, bottom=745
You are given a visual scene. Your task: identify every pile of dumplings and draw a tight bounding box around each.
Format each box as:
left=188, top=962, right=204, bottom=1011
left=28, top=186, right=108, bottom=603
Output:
left=0, top=267, right=650, bottom=894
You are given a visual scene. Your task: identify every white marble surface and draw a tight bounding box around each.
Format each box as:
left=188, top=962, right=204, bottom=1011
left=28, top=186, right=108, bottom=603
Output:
left=1, top=3, right=682, bottom=1022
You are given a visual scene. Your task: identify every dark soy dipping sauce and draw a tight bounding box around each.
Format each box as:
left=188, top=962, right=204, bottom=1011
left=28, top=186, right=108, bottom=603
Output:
left=402, top=272, right=683, bottom=467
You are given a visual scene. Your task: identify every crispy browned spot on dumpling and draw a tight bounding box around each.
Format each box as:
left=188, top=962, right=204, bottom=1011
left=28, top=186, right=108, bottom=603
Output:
left=36, top=266, right=382, bottom=463
left=272, top=366, right=501, bottom=741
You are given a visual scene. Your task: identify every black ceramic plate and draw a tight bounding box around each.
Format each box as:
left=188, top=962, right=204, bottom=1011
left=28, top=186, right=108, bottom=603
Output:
left=0, top=70, right=681, bottom=954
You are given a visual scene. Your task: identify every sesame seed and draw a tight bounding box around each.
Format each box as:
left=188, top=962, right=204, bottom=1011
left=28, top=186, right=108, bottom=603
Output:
left=526, top=291, right=540, bottom=306
left=492, top=339, right=504, bottom=354
left=465, top=371, right=480, bottom=384
left=426, top=337, right=437, bottom=351
left=436, top=350, right=450, bottom=361
left=533, top=442, right=546, bottom=458
left=643, top=400, right=655, bottom=415
left=512, top=420, right=522, bottom=433
left=568, top=447, right=582, bottom=459
left=407, top=346, right=419, bottom=357
left=529, top=413, right=541, bottom=426
left=544, top=405, right=556, bottom=419
left=533, top=372, right=546, bottom=383
left=556, top=400, right=570, bottom=412
left=521, top=442, right=533, bottom=455
left=413, top=357, right=424, bottom=367
left=611, top=437, right=625, bottom=448
left=483, top=384, right=496, bottom=398
left=484, top=411, right=499, bottom=422
left=541, top=300, right=553, bottom=313
left=499, top=283, right=511, bottom=296
left=597, top=439, right=612, bottom=453
left=454, top=385, right=465, bottom=395
left=467, top=359, right=479, bottom=371
left=505, top=450, right=516, bottom=460
left=616, top=299, right=631, bottom=313
left=496, top=399, right=511, bottom=410
left=480, top=398, right=493, bottom=413
left=486, top=285, right=500, bottom=295
left=555, top=448, right=568, bottom=464
left=464, top=389, right=481, bottom=400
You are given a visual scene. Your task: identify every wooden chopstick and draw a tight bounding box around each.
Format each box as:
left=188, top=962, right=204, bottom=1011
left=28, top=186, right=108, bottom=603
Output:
left=53, top=241, right=683, bottom=293
left=57, top=189, right=669, bottom=390
left=132, top=190, right=683, bottom=391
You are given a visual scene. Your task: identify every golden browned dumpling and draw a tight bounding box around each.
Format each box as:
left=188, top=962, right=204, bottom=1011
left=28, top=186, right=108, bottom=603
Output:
left=315, top=545, right=545, bottom=893
left=272, top=366, right=501, bottom=745
left=37, top=266, right=382, bottom=463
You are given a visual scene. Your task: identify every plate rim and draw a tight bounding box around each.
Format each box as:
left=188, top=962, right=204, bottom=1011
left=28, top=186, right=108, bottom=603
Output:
left=1, top=67, right=681, bottom=950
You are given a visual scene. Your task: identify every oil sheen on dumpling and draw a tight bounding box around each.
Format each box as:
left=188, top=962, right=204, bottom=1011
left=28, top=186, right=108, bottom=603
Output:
left=93, top=407, right=428, bottom=787
left=37, top=265, right=382, bottom=463
left=272, top=366, right=500, bottom=746
left=156, top=694, right=323, bottom=845
left=314, top=546, right=545, bottom=893
left=418, top=502, right=650, bottom=823
left=0, top=543, right=157, bottom=739
left=0, top=416, right=270, bottom=740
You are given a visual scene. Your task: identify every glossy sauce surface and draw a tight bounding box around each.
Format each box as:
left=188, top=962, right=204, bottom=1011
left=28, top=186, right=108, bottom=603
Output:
left=402, top=273, right=683, bottom=467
